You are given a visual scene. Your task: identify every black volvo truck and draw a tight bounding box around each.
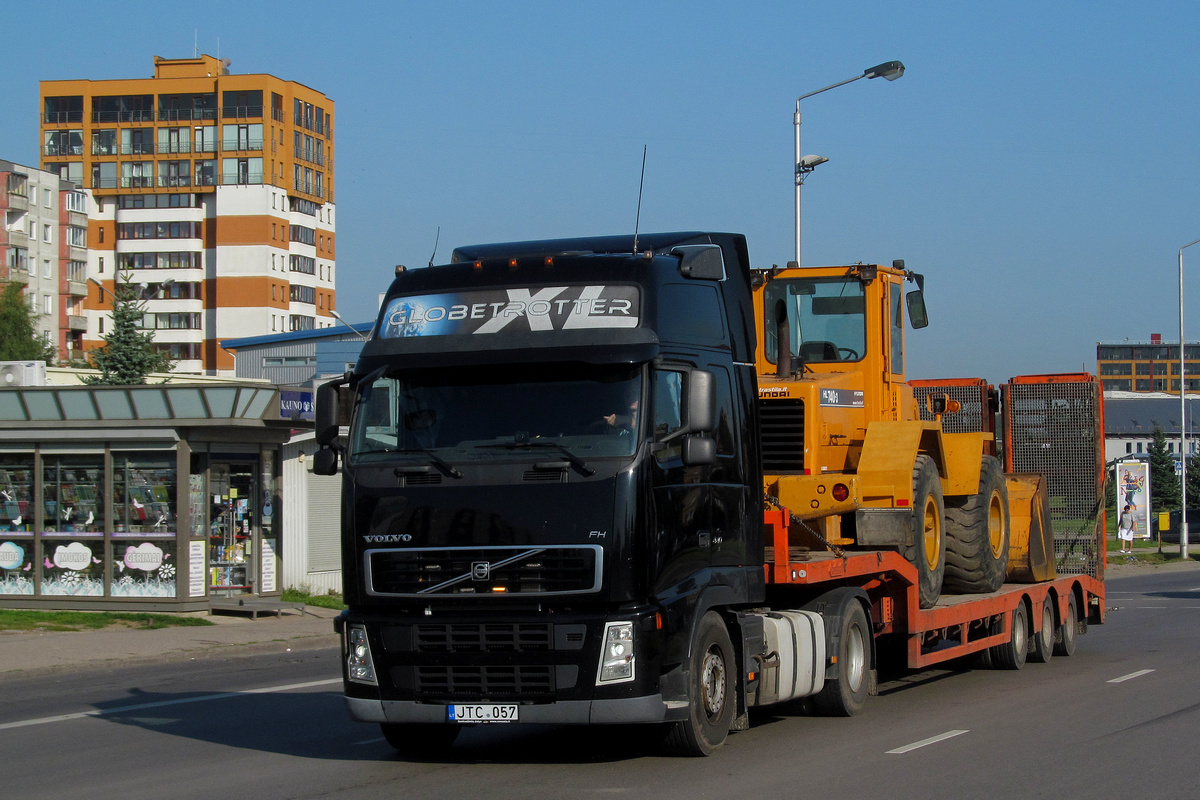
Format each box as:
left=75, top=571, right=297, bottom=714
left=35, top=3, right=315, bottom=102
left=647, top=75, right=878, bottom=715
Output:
left=315, top=232, right=771, bottom=755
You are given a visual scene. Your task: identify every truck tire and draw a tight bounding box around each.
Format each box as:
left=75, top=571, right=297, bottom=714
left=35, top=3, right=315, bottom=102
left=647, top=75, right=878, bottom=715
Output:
left=1029, top=596, right=1055, bottom=663
left=666, top=611, right=735, bottom=756
left=812, top=600, right=870, bottom=716
left=904, top=455, right=946, bottom=609
left=989, top=601, right=1029, bottom=670
left=380, top=723, right=460, bottom=753
left=1054, top=592, right=1079, bottom=657
left=943, top=456, right=1010, bottom=594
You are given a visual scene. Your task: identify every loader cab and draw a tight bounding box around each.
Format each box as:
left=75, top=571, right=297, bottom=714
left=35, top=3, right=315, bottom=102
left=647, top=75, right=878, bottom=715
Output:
left=757, top=262, right=925, bottom=385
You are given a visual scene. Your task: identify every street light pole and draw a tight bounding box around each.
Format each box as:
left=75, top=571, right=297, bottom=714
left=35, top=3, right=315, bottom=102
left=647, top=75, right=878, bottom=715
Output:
left=1179, top=238, right=1200, bottom=558
left=794, top=60, right=905, bottom=266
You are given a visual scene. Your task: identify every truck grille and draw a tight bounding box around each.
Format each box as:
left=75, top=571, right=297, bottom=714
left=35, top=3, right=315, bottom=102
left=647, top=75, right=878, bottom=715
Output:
left=366, top=545, right=602, bottom=596
left=414, top=665, right=555, bottom=696
left=759, top=398, right=805, bottom=473
left=414, top=623, right=553, bottom=652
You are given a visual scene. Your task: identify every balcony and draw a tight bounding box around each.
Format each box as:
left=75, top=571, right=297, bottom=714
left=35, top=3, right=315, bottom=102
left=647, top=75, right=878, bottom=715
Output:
left=4, top=193, right=29, bottom=212
left=221, top=105, right=264, bottom=120
left=44, top=111, right=84, bottom=124
left=67, top=315, right=87, bottom=332
left=219, top=172, right=265, bottom=187
left=158, top=108, right=217, bottom=122
left=157, top=176, right=193, bottom=189
left=119, top=144, right=156, bottom=156
left=67, top=280, right=88, bottom=298
left=92, top=110, right=155, bottom=124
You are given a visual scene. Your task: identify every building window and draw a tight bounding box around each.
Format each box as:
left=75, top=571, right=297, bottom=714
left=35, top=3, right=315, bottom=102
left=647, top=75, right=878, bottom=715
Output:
left=1126, top=442, right=1132, bottom=453
left=43, top=294, right=54, bottom=315
left=290, top=285, right=316, bottom=304
left=43, top=224, right=52, bottom=243
left=43, top=259, right=51, bottom=278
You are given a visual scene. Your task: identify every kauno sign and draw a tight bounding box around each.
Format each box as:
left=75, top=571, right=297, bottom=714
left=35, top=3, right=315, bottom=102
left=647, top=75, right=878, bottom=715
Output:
left=380, top=285, right=640, bottom=338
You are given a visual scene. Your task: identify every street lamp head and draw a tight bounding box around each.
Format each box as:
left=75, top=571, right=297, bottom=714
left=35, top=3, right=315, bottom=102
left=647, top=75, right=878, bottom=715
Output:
left=798, top=154, right=830, bottom=170
left=864, top=60, right=905, bottom=81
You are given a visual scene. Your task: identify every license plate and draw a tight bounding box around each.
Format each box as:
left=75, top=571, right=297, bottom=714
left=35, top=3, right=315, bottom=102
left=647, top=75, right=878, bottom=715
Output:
left=448, top=703, right=519, bottom=723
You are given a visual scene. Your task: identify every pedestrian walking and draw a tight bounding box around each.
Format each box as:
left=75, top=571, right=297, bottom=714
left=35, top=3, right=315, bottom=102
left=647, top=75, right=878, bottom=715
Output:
left=1118, top=504, right=1137, bottom=554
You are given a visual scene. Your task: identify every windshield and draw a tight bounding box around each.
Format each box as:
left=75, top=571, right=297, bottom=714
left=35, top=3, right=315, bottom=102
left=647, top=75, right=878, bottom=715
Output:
left=349, top=365, right=643, bottom=463
left=765, top=277, right=866, bottom=364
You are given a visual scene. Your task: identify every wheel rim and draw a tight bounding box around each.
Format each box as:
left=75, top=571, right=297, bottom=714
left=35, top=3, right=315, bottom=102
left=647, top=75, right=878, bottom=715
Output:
left=1013, top=607, right=1027, bottom=652
left=923, top=495, right=941, bottom=570
left=1042, top=601, right=1054, bottom=646
left=846, top=622, right=867, bottom=693
left=700, top=646, right=727, bottom=719
left=988, top=491, right=1006, bottom=559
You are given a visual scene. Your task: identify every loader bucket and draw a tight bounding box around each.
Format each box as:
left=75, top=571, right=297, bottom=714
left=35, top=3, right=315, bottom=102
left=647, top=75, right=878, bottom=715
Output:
left=1005, top=474, right=1056, bottom=583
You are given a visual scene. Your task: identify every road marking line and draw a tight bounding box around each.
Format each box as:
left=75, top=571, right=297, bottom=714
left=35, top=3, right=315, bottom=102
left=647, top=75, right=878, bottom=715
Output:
left=1108, top=669, right=1156, bottom=684
left=0, top=677, right=341, bottom=732
left=887, top=729, right=969, bottom=754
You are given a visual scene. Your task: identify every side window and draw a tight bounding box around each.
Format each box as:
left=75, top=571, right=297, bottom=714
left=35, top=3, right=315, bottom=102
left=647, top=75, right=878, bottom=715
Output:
left=653, top=371, right=683, bottom=441
left=890, top=283, right=904, bottom=375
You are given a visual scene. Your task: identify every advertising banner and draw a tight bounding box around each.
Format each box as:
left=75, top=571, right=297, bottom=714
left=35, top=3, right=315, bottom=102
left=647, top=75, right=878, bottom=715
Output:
left=1116, top=460, right=1152, bottom=539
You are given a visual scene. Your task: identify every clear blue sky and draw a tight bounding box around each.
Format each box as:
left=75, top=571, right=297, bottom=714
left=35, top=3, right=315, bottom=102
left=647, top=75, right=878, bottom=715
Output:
left=3, top=0, right=1196, bottom=384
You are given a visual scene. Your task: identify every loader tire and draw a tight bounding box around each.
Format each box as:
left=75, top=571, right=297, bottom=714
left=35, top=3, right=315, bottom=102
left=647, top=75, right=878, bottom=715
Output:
left=903, top=455, right=946, bottom=609
left=943, top=456, right=1010, bottom=594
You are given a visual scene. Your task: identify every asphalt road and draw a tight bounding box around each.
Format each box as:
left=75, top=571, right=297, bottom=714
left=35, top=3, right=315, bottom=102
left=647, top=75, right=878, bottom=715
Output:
left=3, top=567, right=1199, bottom=800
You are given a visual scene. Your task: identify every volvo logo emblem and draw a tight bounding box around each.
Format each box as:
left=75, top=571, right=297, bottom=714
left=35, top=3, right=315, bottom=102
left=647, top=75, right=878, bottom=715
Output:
left=471, top=561, right=491, bottom=581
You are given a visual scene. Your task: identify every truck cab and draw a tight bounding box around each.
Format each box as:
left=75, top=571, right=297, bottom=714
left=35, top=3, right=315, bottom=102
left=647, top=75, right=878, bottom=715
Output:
left=315, top=232, right=767, bottom=754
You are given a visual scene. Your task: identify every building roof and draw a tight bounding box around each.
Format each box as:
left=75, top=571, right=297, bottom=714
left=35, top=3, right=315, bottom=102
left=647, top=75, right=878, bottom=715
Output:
left=220, top=322, right=372, bottom=351
left=1103, top=395, right=1200, bottom=435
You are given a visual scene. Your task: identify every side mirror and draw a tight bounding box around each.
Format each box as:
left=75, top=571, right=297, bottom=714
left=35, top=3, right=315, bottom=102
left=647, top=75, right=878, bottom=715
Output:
left=312, top=448, right=339, bottom=476
left=315, top=378, right=346, bottom=446
left=685, top=369, right=716, bottom=433
left=681, top=435, right=716, bottom=466
left=906, top=290, right=929, bottom=329
left=671, top=245, right=725, bottom=280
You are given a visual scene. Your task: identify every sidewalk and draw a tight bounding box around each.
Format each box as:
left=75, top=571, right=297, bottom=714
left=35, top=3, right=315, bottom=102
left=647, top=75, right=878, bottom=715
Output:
left=0, top=605, right=341, bottom=677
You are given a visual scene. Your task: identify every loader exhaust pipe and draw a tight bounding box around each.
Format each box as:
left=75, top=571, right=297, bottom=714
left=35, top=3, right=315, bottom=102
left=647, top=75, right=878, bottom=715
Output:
left=775, top=299, right=792, bottom=379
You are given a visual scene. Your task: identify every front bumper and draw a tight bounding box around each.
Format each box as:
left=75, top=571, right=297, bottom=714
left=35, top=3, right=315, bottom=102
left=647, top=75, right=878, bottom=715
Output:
left=345, top=693, right=675, bottom=725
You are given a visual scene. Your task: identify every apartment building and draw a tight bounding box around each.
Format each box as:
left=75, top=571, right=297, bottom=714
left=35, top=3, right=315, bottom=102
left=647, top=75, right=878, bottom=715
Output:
left=39, top=55, right=336, bottom=374
left=0, top=160, right=90, bottom=360
left=1096, top=333, right=1200, bottom=393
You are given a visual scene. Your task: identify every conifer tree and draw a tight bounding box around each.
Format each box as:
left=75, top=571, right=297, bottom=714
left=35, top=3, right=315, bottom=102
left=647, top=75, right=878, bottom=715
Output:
left=1148, top=424, right=1181, bottom=511
left=0, top=281, right=56, bottom=363
left=85, top=275, right=172, bottom=385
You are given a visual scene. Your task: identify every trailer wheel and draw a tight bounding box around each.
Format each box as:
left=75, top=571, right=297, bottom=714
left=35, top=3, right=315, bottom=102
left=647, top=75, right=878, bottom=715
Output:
left=1054, top=592, right=1079, bottom=657
left=990, top=601, right=1029, bottom=670
left=944, top=456, right=1010, bottom=594
left=666, top=611, right=735, bottom=756
left=1029, top=596, right=1055, bottom=664
left=904, top=455, right=946, bottom=609
left=380, top=723, right=460, bottom=753
left=812, top=600, right=870, bottom=717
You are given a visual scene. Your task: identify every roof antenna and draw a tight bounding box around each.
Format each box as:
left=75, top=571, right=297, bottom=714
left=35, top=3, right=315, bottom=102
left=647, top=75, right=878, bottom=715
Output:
left=427, top=226, right=441, bottom=267
left=632, top=145, right=647, bottom=255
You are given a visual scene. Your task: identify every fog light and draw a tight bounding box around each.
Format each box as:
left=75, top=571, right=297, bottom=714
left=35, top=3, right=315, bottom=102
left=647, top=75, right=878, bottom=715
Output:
left=596, top=621, right=636, bottom=684
left=346, top=624, right=378, bottom=685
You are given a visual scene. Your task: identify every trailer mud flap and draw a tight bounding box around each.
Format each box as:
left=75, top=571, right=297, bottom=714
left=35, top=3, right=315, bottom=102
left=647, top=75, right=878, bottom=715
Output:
left=855, top=508, right=913, bottom=547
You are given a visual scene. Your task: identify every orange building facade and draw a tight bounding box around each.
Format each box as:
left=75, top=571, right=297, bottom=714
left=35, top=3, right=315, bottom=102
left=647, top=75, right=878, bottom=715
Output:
left=39, top=55, right=336, bottom=374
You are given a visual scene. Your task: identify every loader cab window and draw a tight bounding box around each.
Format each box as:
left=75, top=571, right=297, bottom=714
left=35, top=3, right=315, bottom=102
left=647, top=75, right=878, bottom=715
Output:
left=890, top=282, right=904, bottom=375
left=765, top=277, right=867, bottom=365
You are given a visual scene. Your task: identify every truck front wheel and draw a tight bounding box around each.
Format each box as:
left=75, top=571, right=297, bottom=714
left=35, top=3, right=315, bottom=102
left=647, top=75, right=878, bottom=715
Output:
left=666, top=611, right=735, bottom=756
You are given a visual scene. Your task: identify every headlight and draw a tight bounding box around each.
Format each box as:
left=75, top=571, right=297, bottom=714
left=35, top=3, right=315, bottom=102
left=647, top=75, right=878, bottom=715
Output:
left=596, top=621, right=635, bottom=684
left=346, top=624, right=378, bottom=685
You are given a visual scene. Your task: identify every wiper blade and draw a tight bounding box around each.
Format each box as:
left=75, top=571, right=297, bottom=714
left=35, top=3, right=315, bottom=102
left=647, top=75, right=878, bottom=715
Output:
left=475, top=441, right=595, bottom=477
left=391, top=448, right=462, bottom=479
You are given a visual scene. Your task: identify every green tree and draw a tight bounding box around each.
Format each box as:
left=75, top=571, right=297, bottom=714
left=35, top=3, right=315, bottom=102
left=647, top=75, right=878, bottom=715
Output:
left=1185, top=451, right=1200, bottom=511
left=0, top=282, right=56, bottom=363
left=1148, top=424, right=1181, bottom=511
left=85, top=276, right=172, bottom=385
